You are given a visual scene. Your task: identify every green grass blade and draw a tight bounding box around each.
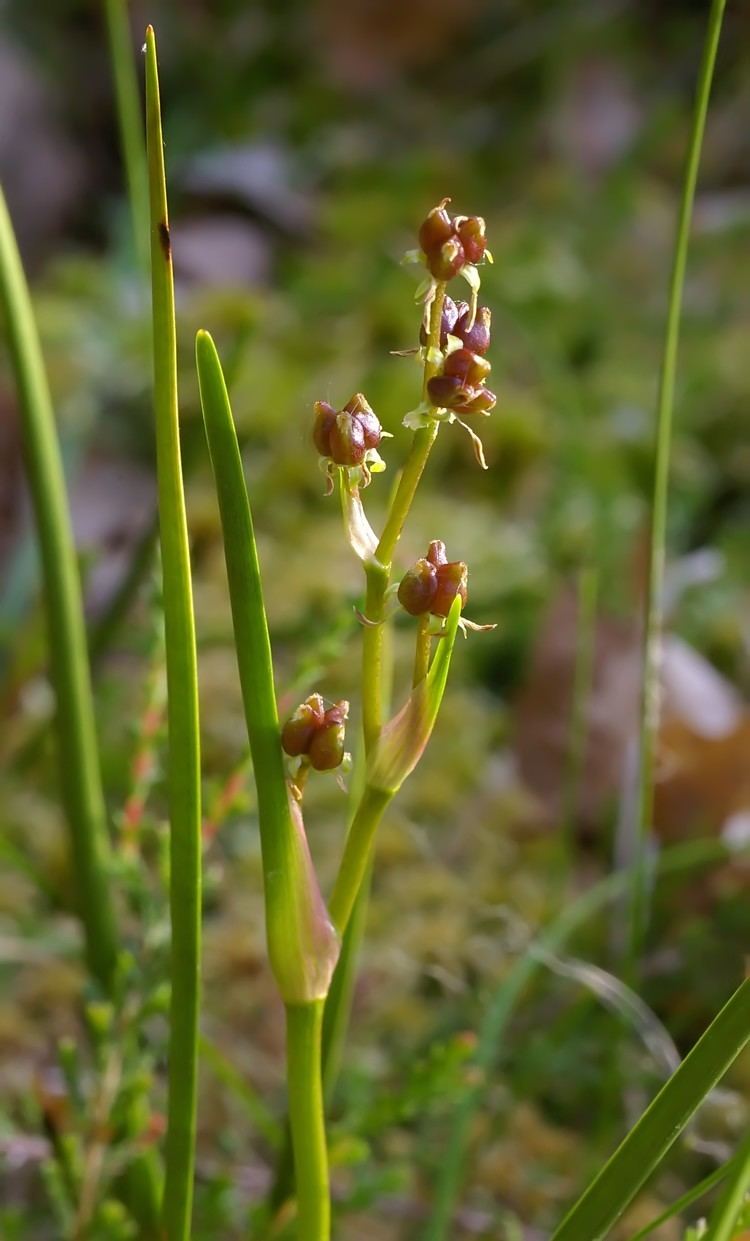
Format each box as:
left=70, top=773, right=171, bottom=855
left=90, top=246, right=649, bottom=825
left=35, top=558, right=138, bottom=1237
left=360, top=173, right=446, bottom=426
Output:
left=103, top=0, right=149, bottom=273
left=630, top=0, right=726, bottom=960
left=144, top=28, right=202, bottom=1240
left=195, top=328, right=339, bottom=1005
left=551, top=979, right=750, bottom=1241
left=634, top=1163, right=739, bottom=1241
left=424, top=838, right=738, bottom=1241
left=628, top=1156, right=738, bottom=1241
left=0, top=186, right=119, bottom=992
left=704, top=1127, right=750, bottom=1241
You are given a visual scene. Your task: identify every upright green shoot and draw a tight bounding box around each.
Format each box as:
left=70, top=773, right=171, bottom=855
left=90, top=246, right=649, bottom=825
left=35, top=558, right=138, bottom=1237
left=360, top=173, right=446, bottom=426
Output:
left=196, top=329, right=339, bottom=1241
left=103, top=0, right=149, bottom=273
left=704, top=1127, right=750, bottom=1241
left=630, top=0, right=726, bottom=961
left=144, top=28, right=202, bottom=1240
left=0, top=186, right=118, bottom=992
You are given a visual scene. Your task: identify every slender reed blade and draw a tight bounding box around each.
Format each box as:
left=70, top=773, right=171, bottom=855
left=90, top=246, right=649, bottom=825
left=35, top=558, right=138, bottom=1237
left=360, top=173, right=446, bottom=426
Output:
left=195, top=328, right=339, bottom=1005
left=424, top=838, right=737, bottom=1241
left=103, top=0, right=149, bottom=273
left=630, top=0, right=726, bottom=960
left=551, top=979, right=750, bottom=1241
left=628, top=1156, right=739, bottom=1241
left=144, top=28, right=202, bottom=1239
left=0, top=186, right=118, bottom=991
left=704, top=1127, right=750, bottom=1241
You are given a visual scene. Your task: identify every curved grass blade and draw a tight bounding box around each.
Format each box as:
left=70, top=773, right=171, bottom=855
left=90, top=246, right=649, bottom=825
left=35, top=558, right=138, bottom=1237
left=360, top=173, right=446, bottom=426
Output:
left=0, top=186, right=118, bottom=992
left=551, top=979, right=750, bottom=1241
left=144, top=28, right=202, bottom=1240
left=424, top=838, right=739, bottom=1241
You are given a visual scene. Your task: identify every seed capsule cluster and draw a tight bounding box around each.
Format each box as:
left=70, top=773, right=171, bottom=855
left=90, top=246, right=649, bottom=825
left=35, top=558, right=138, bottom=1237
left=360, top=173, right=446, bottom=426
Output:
left=397, top=540, right=468, bottom=618
left=418, top=200, right=488, bottom=280
left=426, top=297, right=496, bottom=416
left=313, top=393, right=382, bottom=467
left=281, top=694, right=349, bottom=772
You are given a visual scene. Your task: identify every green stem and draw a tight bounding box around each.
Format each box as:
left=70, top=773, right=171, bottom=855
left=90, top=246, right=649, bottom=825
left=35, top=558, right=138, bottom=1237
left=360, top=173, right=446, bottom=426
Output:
left=704, top=1126, right=750, bottom=1241
left=628, top=1155, right=738, bottom=1241
left=375, top=285, right=446, bottom=571
left=0, top=186, right=118, bottom=992
left=630, top=0, right=726, bottom=962
left=412, top=613, right=433, bottom=686
left=103, top=0, right=150, bottom=273
left=286, top=1001, right=329, bottom=1241
left=328, top=785, right=392, bottom=937
left=145, top=28, right=202, bottom=1240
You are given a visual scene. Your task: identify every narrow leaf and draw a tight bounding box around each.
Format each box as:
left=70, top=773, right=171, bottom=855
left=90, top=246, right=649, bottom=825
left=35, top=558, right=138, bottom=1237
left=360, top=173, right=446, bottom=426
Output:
left=196, top=329, right=339, bottom=1004
left=145, top=27, right=202, bottom=1240
left=551, top=979, right=750, bottom=1241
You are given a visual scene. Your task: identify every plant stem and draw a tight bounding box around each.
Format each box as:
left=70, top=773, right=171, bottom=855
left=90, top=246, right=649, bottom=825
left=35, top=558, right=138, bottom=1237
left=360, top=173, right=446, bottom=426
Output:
left=412, top=613, right=433, bottom=686
left=103, top=0, right=149, bottom=273
left=376, top=285, right=446, bottom=571
left=0, top=186, right=119, bottom=992
left=286, top=1000, right=329, bottom=1241
left=144, top=28, right=202, bottom=1240
left=329, top=785, right=392, bottom=936
left=629, top=0, right=726, bottom=962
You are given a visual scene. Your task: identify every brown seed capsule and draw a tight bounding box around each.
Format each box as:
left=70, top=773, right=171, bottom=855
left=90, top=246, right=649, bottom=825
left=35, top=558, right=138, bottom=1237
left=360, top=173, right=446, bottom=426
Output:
left=455, top=215, right=487, bottom=265
left=397, top=559, right=438, bottom=616
left=312, top=400, right=337, bottom=456
left=281, top=694, right=326, bottom=757
left=344, top=393, right=382, bottom=449
left=427, top=236, right=465, bottom=282
left=432, top=560, right=469, bottom=617
left=456, top=387, right=497, bottom=415
left=307, top=700, right=349, bottom=772
left=426, top=540, right=448, bottom=567
left=419, top=294, right=460, bottom=349
left=455, top=304, right=491, bottom=355
left=328, top=411, right=367, bottom=466
left=443, top=347, right=491, bottom=387
left=418, top=202, right=454, bottom=255
left=427, top=373, right=469, bottom=409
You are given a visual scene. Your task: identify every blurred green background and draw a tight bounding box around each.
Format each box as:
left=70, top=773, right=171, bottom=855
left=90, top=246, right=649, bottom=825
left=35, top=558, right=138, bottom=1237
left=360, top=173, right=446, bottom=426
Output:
left=1, top=1, right=749, bottom=1237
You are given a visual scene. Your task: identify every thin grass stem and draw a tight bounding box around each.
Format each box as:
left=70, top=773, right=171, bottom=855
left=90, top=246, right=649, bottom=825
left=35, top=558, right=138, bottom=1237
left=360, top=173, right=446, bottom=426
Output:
left=424, top=837, right=742, bottom=1241
left=630, top=0, right=726, bottom=962
left=144, top=28, right=202, bottom=1239
left=103, top=0, right=149, bottom=272
left=0, top=186, right=119, bottom=992
left=285, top=1000, right=329, bottom=1241
left=704, top=1126, right=750, bottom=1241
